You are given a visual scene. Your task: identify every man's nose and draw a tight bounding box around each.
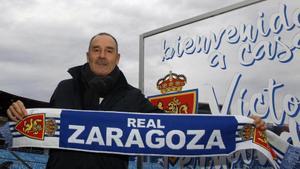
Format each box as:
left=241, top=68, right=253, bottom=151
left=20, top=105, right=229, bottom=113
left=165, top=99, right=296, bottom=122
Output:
left=97, top=51, right=106, bottom=59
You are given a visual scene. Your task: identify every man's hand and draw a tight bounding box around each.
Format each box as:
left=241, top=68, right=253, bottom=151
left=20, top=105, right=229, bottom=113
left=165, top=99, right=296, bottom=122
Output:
left=251, top=115, right=267, bottom=131
left=6, top=100, right=28, bottom=122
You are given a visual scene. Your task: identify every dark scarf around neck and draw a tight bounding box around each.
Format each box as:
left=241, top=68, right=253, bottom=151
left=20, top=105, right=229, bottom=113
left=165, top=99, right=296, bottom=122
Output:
left=81, top=63, right=120, bottom=96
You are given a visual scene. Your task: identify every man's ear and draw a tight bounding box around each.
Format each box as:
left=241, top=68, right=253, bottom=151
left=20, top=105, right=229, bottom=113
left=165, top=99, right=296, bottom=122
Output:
left=116, top=53, right=120, bottom=64
left=86, top=52, right=90, bottom=62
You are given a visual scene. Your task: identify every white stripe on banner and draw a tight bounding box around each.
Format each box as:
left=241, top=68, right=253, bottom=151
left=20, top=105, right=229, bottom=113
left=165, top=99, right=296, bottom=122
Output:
left=13, top=137, right=60, bottom=148
left=9, top=108, right=299, bottom=169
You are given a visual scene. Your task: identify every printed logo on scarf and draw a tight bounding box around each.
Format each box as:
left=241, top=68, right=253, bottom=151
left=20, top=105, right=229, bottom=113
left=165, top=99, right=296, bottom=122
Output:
left=15, top=114, right=45, bottom=140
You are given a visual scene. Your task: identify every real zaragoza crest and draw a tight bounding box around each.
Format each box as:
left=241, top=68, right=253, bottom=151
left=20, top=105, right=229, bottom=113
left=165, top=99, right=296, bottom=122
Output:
left=148, top=71, right=198, bottom=114
left=15, top=113, right=57, bottom=140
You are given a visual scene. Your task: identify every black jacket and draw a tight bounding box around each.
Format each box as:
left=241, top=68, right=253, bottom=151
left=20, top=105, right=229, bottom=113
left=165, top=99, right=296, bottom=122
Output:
left=46, top=65, right=161, bottom=169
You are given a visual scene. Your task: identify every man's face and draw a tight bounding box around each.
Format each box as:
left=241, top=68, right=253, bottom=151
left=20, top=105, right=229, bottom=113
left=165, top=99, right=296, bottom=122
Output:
left=87, top=35, right=120, bottom=77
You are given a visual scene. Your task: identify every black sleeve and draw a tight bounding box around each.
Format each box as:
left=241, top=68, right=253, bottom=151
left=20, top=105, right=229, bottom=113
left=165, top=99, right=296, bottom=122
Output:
left=49, top=79, right=81, bottom=109
left=136, top=91, right=165, bottom=114
left=49, top=80, right=67, bottom=107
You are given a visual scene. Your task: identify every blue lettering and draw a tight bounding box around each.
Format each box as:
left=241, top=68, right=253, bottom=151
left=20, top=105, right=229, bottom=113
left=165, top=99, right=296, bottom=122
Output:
left=162, top=40, right=175, bottom=62
left=253, top=41, right=268, bottom=62
left=257, top=12, right=271, bottom=37
left=212, top=28, right=226, bottom=49
left=239, top=43, right=254, bottom=66
left=195, top=35, right=202, bottom=53
left=226, top=25, right=240, bottom=44
left=275, top=36, right=294, bottom=63
left=203, top=36, right=211, bottom=54
left=160, top=3, right=299, bottom=71
left=250, top=93, right=270, bottom=119
left=176, top=36, right=184, bottom=57
left=184, top=37, right=196, bottom=54
left=238, top=88, right=270, bottom=119
left=283, top=95, right=300, bottom=118
left=238, top=89, right=251, bottom=117
left=238, top=36, right=295, bottom=67
left=280, top=4, right=295, bottom=31
left=208, top=51, right=226, bottom=70
left=239, top=24, right=258, bottom=43
left=267, top=39, right=278, bottom=60
left=265, top=79, right=285, bottom=125
left=269, top=14, right=284, bottom=34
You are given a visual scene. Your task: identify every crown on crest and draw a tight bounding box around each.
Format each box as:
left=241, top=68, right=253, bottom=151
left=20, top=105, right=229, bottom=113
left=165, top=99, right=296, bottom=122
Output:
left=157, top=71, right=186, bottom=94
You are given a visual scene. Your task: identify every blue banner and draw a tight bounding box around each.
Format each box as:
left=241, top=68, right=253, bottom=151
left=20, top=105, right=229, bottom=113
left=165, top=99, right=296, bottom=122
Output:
left=59, top=110, right=238, bottom=156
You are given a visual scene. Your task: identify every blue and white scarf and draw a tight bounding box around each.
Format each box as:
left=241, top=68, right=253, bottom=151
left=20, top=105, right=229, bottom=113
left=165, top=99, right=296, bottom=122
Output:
left=9, top=108, right=299, bottom=168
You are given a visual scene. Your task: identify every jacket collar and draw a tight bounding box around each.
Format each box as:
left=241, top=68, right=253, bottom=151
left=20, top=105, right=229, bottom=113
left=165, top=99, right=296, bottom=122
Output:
left=67, top=63, right=129, bottom=89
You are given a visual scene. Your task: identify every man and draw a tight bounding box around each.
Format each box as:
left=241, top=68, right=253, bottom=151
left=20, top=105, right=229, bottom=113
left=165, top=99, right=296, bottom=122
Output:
left=7, top=32, right=164, bottom=169
left=6, top=33, right=266, bottom=169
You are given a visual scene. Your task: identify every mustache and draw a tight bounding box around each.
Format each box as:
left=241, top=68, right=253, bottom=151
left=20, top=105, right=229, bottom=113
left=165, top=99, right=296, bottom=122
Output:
left=95, top=59, right=108, bottom=65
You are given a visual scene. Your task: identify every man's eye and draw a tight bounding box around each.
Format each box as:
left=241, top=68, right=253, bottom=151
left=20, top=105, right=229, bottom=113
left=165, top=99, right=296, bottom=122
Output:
left=107, top=50, right=113, bottom=53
